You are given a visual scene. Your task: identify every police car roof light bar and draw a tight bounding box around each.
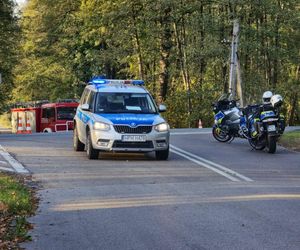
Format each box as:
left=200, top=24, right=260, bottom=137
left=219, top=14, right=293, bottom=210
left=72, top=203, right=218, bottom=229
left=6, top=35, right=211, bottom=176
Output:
left=89, top=78, right=144, bottom=86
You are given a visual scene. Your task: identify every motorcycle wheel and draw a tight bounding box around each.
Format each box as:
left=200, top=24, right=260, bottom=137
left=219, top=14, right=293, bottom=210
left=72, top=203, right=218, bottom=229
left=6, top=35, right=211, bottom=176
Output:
left=212, top=126, right=232, bottom=142
left=267, top=136, right=277, bottom=154
left=248, top=138, right=266, bottom=150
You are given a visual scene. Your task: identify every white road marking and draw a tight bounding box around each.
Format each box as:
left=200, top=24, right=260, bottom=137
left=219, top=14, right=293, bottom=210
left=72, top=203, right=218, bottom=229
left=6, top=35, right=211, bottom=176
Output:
left=0, top=160, right=8, bottom=165
left=170, top=148, right=240, bottom=182
left=170, top=145, right=253, bottom=182
left=0, top=145, right=29, bottom=174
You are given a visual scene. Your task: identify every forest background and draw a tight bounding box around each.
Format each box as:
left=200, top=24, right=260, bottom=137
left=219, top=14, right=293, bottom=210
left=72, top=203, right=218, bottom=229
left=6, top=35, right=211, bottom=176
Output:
left=0, top=0, right=299, bottom=128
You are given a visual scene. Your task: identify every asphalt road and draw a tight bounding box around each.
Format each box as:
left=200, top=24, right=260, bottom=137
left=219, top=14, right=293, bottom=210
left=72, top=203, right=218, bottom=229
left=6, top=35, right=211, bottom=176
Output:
left=0, top=129, right=300, bottom=250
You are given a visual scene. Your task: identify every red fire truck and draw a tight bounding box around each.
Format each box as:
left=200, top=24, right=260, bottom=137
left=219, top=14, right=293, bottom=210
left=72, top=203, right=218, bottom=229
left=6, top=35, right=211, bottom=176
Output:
left=11, top=100, right=79, bottom=133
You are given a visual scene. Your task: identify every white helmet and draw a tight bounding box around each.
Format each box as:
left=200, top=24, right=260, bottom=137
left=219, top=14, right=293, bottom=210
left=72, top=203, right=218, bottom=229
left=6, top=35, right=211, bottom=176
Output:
left=262, top=91, right=273, bottom=104
left=270, top=94, right=283, bottom=108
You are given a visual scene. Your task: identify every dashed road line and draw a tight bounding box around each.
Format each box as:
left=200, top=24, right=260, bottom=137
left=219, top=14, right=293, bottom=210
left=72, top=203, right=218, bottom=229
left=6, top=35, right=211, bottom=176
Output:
left=170, top=144, right=253, bottom=182
left=0, top=145, right=29, bottom=174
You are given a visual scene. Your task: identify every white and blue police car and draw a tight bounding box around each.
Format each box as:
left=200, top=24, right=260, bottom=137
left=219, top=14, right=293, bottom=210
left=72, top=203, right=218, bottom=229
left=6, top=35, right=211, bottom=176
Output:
left=73, top=77, right=170, bottom=160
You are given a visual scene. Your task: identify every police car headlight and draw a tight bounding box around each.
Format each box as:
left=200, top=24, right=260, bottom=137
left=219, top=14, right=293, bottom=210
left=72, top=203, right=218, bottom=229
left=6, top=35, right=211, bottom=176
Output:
left=93, top=122, right=110, bottom=131
left=154, top=122, right=169, bottom=132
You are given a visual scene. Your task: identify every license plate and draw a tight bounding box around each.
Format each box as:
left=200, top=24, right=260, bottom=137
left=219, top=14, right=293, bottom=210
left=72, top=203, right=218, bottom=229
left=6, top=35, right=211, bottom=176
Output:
left=122, top=135, right=146, bottom=142
left=267, top=125, right=276, bottom=132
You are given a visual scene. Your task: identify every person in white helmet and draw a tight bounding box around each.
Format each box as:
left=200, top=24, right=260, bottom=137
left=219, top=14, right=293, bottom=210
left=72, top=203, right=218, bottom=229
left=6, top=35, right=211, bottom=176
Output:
left=248, top=90, right=273, bottom=137
left=262, top=91, right=273, bottom=104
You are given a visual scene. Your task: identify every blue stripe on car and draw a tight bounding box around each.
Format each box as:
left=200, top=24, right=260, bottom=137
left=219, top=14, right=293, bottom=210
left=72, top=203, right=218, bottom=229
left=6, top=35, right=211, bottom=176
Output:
left=77, top=110, right=90, bottom=124
left=97, top=113, right=156, bottom=125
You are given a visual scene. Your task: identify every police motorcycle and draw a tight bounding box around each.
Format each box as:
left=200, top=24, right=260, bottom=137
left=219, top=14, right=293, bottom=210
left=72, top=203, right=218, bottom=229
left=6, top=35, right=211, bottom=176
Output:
left=240, top=92, right=285, bottom=153
left=212, top=93, right=245, bottom=142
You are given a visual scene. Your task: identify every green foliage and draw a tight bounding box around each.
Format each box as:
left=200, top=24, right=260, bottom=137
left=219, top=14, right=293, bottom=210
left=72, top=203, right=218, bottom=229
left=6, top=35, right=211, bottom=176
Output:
left=8, top=216, right=32, bottom=241
left=279, top=130, right=300, bottom=151
left=0, top=174, right=32, bottom=215
left=0, top=0, right=19, bottom=112
left=0, top=173, right=35, bottom=245
left=7, top=0, right=300, bottom=126
left=12, top=0, right=81, bottom=102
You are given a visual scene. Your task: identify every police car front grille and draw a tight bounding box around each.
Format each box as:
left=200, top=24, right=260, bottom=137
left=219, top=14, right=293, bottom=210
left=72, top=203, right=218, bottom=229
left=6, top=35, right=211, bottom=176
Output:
left=113, top=125, right=152, bottom=134
left=112, top=141, right=154, bottom=148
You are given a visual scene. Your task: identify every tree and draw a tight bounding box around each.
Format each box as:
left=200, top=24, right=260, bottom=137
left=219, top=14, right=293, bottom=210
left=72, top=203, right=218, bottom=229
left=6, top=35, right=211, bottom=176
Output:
left=11, top=0, right=300, bottom=126
left=13, top=0, right=81, bottom=101
left=0, top=0, right=19, bottom=111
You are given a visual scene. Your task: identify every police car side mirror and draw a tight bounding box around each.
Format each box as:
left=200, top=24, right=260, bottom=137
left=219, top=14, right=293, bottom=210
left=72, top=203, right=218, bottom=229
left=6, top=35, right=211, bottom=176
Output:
left=81, top=103, right=90, bottom=111
left=158, top=104, right=167, bottom=112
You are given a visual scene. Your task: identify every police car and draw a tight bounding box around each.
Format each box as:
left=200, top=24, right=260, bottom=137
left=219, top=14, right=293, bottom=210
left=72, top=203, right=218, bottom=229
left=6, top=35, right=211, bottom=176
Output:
left=73, top=77, right=170, bottom=160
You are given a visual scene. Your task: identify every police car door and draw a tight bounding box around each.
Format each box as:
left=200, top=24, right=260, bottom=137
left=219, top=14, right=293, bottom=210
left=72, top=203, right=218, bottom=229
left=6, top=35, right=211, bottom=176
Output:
left=77, top=89, right=91, bottom=143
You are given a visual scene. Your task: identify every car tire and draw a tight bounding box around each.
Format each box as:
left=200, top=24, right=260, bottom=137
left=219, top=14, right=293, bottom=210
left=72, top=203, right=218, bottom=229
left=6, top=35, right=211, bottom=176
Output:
left=86, top=130, right=99, bottom=159
left=73, top=126, right=85, bottom=151
left=155, top=147, right=169, bottom=160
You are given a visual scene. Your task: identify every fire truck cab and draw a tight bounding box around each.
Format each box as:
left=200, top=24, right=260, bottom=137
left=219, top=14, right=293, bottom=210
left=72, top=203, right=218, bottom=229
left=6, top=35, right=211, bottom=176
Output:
left=40, top=102, right=78, bottom=132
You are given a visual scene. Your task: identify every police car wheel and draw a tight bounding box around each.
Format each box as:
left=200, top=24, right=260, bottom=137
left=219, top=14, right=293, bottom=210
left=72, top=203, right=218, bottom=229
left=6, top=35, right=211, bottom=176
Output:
left=73, top=126, right=84, bottom=152
left=155, top=148, right=169, bottom=160
left=86, top=130, right=99, bottom=159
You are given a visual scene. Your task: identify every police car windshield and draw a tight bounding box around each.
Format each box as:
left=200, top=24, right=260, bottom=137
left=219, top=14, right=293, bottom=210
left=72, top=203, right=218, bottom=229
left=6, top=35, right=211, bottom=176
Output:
left=95, top=93, right=158, bottom=114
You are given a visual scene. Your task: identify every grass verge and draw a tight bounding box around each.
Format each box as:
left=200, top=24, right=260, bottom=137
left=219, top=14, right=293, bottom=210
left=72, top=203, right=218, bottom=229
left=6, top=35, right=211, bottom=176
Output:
left=0, top=173, right=38, bottom=249
left=279, top=130, right=300, bottom=152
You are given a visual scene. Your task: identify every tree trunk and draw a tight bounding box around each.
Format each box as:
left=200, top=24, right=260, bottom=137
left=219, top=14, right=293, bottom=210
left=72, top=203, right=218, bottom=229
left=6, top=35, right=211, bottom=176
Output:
left=131, top=6, right=144, bottom=80
left=288, top=93, right=298, bottom=126
left=272, top=2, right=281, bottom=88
left=199, top=3, right=205, bottom=86
left=288, top=66, right=300, bottom=125
left=173, top=22, right=187, bottom=89
left=158, top=5, right=172, bottom=103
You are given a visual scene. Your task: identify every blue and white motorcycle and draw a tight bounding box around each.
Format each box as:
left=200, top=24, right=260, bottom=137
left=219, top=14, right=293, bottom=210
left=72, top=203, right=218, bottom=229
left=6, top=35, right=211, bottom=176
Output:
left=212, top=94, right=245, bottom=142
left=240, top=94, right=285, bottom=153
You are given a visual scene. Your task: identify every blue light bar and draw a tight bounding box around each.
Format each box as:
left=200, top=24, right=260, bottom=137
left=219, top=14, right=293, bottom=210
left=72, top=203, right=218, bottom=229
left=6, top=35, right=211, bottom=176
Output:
left=93, top=79, right=106, bottom=84
left=89, top=75, right=106, bottom=85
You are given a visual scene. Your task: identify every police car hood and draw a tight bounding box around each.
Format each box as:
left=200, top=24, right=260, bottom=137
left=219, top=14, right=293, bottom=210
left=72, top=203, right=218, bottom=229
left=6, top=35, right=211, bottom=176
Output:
left=93, top=113, right=165, bottom=126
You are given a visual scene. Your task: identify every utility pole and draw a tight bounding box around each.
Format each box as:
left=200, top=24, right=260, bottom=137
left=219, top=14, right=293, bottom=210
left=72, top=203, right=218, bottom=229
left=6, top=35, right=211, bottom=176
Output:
left=228, top=20, right=244, bottom=106
left=236, top=57, right=244, bottom=107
